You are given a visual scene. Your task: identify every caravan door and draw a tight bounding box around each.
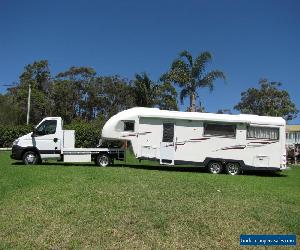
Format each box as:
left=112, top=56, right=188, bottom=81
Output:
left=160, top=123, right=175, bottom=165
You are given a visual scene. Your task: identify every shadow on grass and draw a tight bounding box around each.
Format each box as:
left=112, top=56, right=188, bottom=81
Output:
left=11, top=161, right=209, bottom=173
left=11, top=161, right=287, bottom=177
left=115, top=163, right=287, bottom=177
left=11, top=162, right=95, bottom=167
left=115, top=163, right=209, bottom=173
left=243, top=170, right=287, bottom=177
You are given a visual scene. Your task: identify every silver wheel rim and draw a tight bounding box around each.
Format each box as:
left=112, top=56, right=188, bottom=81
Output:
left=227, top=163, right=239, bottom=175
left=99, top=156, right=109, bottom=167
left=25, top=153, right=36, bottom=164
left=210, top=162, right=221, bottom=174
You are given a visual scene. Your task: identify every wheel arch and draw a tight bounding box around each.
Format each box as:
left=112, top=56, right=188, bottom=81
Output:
left=203, top=157, right=245, bottom=168
left=92, top=152, right=111, bottom=161
left=21, top=147, right=41, bottom=159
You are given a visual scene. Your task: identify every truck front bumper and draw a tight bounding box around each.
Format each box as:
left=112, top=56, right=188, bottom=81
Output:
left=11, top=145, right=24, bottom=160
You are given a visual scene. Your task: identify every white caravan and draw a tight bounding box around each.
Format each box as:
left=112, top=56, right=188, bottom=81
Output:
left=102, top=107, right=287, bottom=175
left=11, top=117, right=125, bottom=166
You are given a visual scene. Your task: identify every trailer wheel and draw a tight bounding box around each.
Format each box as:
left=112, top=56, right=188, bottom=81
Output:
left=226, top=162, right=241, bottom=175
left=96, top=154, right=110, bottom=167
left=208, top=161, right=223, bottom=174
left=23, top=151, right=39, bottom=165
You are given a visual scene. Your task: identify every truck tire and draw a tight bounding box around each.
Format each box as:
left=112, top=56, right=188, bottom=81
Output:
left=96, top=153, right=110, bottom=167
left=23, top=151, right=39, bottom=165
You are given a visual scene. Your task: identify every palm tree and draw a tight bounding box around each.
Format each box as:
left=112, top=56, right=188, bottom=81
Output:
left=167, top=50, right=226, bottom=112
left=132, top=73, right=157, bottom=107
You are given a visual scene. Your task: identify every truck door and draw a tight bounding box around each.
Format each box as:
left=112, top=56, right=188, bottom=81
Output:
left=33, top=119, right=61, bottom=159
left=160, top=123, right=175, bottom=165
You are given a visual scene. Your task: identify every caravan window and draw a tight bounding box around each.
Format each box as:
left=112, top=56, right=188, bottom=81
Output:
left=204, top=123, right=236, bottom=137
left=124, top=121, right=135, bottom=131
left=247, top=126, right=279, bottom=140
left=162, top=123, right=174, bottom=142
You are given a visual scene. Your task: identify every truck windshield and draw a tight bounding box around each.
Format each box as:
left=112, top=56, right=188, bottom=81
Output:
left=35, top=120, right=57, bottom=136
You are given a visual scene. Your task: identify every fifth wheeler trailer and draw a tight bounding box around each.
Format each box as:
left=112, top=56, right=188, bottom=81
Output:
left=101, top=107, right=287, bottom=175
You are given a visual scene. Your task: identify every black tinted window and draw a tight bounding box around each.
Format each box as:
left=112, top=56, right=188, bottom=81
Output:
left=124, top=121, right=135, bottom=131
left=36, top=120, right=57, bottom=136
left=204, top=123, right=236, bottom=137
left=162, top=123, right=174, bottom=142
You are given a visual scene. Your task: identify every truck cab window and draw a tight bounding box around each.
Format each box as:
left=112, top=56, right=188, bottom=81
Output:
left=36, top=120, right=57, bottom=136
left=124, top=121, right=135, bottom=131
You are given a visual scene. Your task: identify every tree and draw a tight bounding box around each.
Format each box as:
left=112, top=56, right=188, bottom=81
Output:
left=95, top=75, right=135, bottom=119
left=55, top=66, right=96, bottom=120
left=49, top=79, right=76, bottom=124
left=132, top=73, right=158, bottom=107
left=157, top=74, right=178, bottom=110
left=10, top=60, right=52, bottom=124
left=234, top=79, right=298, bottom=120
left=132, top=73, right=178, bottom=110
left=156, top=81, right=178, bottom=111
left=0, top=94, right=22, bottom=125
left=166, top=50, right=226, bottom=112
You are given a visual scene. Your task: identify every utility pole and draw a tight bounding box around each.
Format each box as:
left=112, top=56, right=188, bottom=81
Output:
left=26, top=83, right=31, bottom=125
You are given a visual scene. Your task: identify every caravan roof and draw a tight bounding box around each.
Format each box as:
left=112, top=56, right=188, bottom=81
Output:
left=118, top=107, right=285, bottom=126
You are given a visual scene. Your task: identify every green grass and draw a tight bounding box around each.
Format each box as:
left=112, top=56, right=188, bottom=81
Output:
left=0, top=151, right=299, bottom=249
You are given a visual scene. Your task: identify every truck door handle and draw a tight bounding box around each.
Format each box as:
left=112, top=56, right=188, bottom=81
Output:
left=53, top=138, right=58, bottom=143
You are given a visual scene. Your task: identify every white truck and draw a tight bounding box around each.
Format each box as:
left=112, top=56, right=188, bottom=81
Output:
left=11, top=117, right=125, bottom=166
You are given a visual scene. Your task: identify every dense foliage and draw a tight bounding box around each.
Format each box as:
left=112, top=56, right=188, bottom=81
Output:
left=0, top=125, right=32, bottom=148
left=65, top=119, right=104, bottom=148
left=234, top=79, right=298, bottom=120
left=0, top=61, right=178, bottom=126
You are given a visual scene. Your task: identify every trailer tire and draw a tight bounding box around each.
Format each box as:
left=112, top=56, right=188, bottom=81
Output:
left=208, top=161, right=223, bottom=174
left=226, top=162, right=241, bottom=175
left=23, top=151, right=39, bottom=165
left=96, top=153, right=110, bottom=167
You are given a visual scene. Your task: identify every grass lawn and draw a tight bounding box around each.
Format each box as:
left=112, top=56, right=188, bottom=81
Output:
left=0, top=151, right=299, bottom=249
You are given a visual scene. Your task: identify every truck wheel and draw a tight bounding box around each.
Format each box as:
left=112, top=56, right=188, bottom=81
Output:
left=208, top=161, right=223, bottom=174
left=23, top=151, right=39, bottom=165
left=226, top=162, right=241, bottom=175
left=96, top=154, right=110, bottom=167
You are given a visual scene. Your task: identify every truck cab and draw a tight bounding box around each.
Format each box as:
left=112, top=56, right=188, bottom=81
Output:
left=11, top=117, right=63, bottom=164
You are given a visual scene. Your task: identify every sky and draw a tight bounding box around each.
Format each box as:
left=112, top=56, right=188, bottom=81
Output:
left=0, top=0, right=299, bottom=123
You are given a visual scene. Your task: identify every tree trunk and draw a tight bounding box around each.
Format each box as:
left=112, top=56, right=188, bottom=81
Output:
left=190, top=92, right=196, bottom=112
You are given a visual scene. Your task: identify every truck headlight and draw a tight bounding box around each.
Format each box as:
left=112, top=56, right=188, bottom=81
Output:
left=13, top=139, right=19, bottom=146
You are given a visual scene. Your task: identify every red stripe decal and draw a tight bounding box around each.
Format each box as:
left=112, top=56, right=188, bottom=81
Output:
left=121, top=134, right=136, bottom=137
left=220, top=145, right=246, bottom=150
left=249, top=141, right=276, bottom=144
left=139, top=132, right=152, bottom=135
left=189, top=138, right=210, bottom=141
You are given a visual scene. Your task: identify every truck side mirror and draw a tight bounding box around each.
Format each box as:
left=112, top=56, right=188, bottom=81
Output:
left=31, top=128, right=37, bottom=137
